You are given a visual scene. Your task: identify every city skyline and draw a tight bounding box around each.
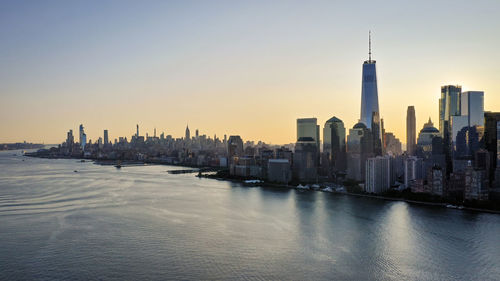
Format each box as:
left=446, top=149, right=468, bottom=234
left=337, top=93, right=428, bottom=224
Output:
left=1, top=1, right=500, bottom=144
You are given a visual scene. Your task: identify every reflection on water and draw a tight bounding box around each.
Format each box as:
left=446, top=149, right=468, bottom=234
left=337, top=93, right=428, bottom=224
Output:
left=0, top=150, right=499, bottom=280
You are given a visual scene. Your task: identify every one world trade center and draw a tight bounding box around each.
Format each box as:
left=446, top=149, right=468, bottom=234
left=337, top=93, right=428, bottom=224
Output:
left=360, top=31, right=382, bottom=155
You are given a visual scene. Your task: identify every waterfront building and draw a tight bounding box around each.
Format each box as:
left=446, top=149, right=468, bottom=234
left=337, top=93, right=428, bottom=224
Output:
left=428, top=165, right=444, bottom=196
left=483, top=113, right=500, bottom=186
left=297, top=118, right=320, bottom=150
left=404, top=156, right=424, bottom=188
left=293, top=137, right=318, bottom=183
left=365, top=156, right=391, bottom=193
left=360, top=32, right=380, bottom=130
left=464, top=162, right=489, bottom=201
left=406, top=106, right=416, bottom=155
left=268, top=159, right=291, bottom=184
left=322, top=116, right=346, bottom=172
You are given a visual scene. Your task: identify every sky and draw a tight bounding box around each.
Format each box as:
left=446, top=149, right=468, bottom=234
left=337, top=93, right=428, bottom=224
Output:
left=1, top=0, right=500, bottom=145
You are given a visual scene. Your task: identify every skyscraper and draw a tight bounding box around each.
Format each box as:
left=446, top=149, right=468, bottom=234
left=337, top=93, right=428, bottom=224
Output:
left=461, top=91, right=484, bottom=127
left=360, top=31, right=380, bottom=130
left=79, top=124, right=86, bottom=150
left=136, top=124, right=139, bottom=137
left=323, top=116, right=346, bottom=171
left=297, top=118, right=320, bottom=149
left=185, top=125, right=190, bottom=140
left=406, top=106, right=416, bottom=155
left=439, top=85, right=462, bottom=136
left=104, top=130, right=109, bottom=145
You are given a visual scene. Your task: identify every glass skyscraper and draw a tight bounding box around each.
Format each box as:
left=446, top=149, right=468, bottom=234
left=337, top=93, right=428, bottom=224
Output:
left=297, top=118, right=320, bottom=149
left=461, top=91, right=484, bottom=127
left=360, top=32, right=382, bottom=156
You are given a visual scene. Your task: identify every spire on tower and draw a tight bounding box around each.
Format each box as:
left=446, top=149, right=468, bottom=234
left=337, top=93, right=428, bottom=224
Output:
left=369, top=30, right=372, bottom=61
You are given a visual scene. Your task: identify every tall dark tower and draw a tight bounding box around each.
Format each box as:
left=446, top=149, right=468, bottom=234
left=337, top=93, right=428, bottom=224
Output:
left=360, top=31, right=380, bottom=130
left=407, top=106, right=416, bottom=155
left=185, top=125, right=190, bottom=140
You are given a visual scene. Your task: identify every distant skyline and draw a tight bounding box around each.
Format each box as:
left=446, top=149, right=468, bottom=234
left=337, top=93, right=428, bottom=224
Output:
left=1, top=0, right=500, bottom=144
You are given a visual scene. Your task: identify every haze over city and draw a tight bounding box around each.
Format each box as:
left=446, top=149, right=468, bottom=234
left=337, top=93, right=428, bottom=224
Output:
left=1, top=0, right=500, bottom=144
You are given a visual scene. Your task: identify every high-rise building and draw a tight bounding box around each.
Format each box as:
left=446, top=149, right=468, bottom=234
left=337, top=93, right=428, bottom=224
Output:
left=384, top=132, right=402, bottom=156
left=439, top=85, right=462, bottom=134
left=461, top=91, right=484, bottom=127
left=195, top=129, right=199, bottom=138
left=185, top=125, right=190, bottom=140
left=227, top=135, right=244, bottom=158
left=104, top=130, right=109, bottom=145
left=323, top=116, right=346, bottom=171
left=406, top=106, right=416, bottom=155
left=371, top=111, right=383, bottom=156
left=297, top=118, right=320, bottom=149
left=404, top=156, right=424, bottom=188
left=136, top=124, right=139, bottom=137
left=293, top=137, right=318, bottom=182
left=365, top=156, right=391, bottom=193
left=346, top=122, right=374, bottom=181
left=360, top=31, right=380, bottom=130
left=79, top=124, right=86, bottom=150
left=66, top=129, right=74, bottom=148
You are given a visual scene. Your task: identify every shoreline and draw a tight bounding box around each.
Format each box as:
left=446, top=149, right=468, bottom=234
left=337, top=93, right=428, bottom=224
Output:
left=24, top=153, right=500, bottom=215
left=199, top=175, right=500, bottom=215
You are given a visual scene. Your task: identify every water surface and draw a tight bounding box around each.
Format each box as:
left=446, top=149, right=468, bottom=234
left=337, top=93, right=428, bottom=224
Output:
left=1, top=150, right=499, bottom=280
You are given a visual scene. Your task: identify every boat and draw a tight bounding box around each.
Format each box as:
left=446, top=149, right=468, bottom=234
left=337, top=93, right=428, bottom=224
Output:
left=114, top=160, right=122, bottom=169
left=74, top=170, right=78, bottom=173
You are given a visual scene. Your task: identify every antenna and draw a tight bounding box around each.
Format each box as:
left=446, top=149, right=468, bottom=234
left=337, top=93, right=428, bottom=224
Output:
left=369, top=30, right=372, bottom=61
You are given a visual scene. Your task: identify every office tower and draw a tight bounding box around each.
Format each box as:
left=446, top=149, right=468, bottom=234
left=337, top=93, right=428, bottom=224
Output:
left=293, top=137, right=318, bottom=182
left=268, top=159, right=292, bottom=184
left=297, top=118, right=320, bottom=149
left=195, top=129, right=199, bottom=138
left=81, top=133, right=86, bottom=150
left=360, top=32, right=380, bottom=129
left=372, top=111, right=383, bottom=156
left=406, top=106, right=416, bottom=155
left=154, top=128, right=156, bottom=138
left=185, top=125, right=190, bottom=140
left=439, top=85, right=462, bottom=134
left=66, top=129, right=74, bottom=147
left=483, top=113, right=500, bottom=186
left=428, top=166, right=444, bottom=196
left=384, top=132, right=402, bottom=156
left=227, top=135, right=244, bottom=158
left=461, top=91, right=484, bottom=127
left=404, top=156, right=424, bottom=188
left=79, top=124, right=86, bottom=149
left=365, top=156, right=391, bottom=193
left=323, top=116, right=346, bottom=171
left=136, top=124, right=139, bottom=137
left=346, top=122, right=374, bottom=181
left=104, top=130, right=109, bottom=145
left=417, top=120, right=439, bottom=155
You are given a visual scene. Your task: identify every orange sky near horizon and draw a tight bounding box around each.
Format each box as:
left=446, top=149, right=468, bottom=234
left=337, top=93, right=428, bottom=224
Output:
left=1, top=1, right=499, bottom=145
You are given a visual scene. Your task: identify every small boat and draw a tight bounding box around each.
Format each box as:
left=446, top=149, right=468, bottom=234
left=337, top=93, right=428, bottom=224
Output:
left=74, top=170, right=78, bottom=173
left=114, top=160, right=122, bottom=169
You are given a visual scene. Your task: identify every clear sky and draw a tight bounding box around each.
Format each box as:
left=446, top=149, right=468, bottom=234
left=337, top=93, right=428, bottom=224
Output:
left=1, top=0, right=499, bottom=145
